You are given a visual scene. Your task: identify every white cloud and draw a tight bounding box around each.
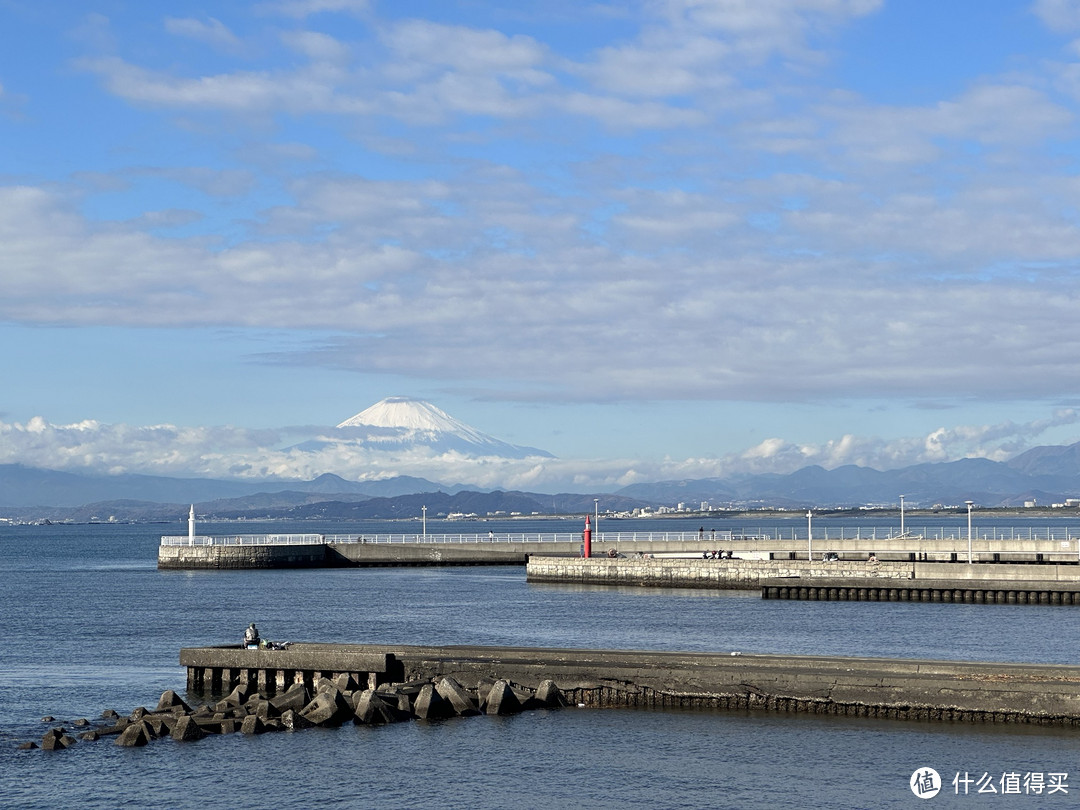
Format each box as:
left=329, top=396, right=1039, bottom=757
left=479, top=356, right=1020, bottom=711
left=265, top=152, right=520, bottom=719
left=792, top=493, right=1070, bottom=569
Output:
left=7, top=171, right=1080, bottom=405
left=164, top=17, right=242, bottom=51
left=1033, top=0, right=1080, bottom=32
left=77, top=56, right=366, bottom=115
left=257, top=0, right=371, bottom=19
left=382, top=20, right=550, bottom=77
left=1, top=408, right=1074, bottom=491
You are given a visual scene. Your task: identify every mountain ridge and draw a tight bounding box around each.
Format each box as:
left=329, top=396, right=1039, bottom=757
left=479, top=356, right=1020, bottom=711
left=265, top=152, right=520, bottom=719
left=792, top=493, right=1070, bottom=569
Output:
left=6, top=440, right=1080, bottom=518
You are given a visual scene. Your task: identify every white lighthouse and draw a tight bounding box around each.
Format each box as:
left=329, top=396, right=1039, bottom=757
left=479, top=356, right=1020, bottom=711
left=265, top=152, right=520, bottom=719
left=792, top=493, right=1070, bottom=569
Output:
left=188, top=504, right=195, bottom=545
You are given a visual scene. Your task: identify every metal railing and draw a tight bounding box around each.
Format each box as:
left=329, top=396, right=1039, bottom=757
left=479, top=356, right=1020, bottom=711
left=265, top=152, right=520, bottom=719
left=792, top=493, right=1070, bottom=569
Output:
left=160, top=527, right=1080, bottom=547
left=160, top=534, right=324, bottom=547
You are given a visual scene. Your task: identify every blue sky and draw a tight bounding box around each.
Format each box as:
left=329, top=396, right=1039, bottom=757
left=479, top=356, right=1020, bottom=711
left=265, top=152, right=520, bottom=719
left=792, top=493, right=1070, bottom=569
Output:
left=3, top=0, right=1080, bottom=492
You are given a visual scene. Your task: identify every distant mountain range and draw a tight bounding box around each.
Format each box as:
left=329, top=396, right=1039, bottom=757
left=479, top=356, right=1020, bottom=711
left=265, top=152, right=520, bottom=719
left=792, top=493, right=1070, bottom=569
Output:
left=4, top=440, right=1080, bottom=522
left=615, top=442, right=1080, bottom=508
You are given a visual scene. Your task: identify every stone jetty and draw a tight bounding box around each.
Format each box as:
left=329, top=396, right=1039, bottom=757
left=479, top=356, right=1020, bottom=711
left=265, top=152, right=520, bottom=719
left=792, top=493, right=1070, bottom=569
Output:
left=526, top=557, right=1080, bottom=597
left=21, top=640, right=1080, bottom=751
left=182, top=642, right=1080, bottom=728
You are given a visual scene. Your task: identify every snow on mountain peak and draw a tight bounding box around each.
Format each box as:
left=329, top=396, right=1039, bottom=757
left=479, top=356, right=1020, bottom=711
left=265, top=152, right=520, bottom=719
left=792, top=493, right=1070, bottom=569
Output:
left=334, top=397, right=553, bottom=459
left=338, top=397, right=481, bottom=437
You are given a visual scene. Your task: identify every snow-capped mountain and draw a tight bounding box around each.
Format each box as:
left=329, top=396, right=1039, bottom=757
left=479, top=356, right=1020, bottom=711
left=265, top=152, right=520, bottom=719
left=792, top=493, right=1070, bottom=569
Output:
left=321, top=396, right=554, bottom=459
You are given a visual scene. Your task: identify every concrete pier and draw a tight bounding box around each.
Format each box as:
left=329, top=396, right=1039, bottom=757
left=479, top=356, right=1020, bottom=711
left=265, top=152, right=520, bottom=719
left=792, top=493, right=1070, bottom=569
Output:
left=158, top=543, right=328, bottom=570
left=179, top=642, right=1080, bottom=726
left=159, top=526, right=1080, bottom=570
left=525, top=557, right=1080, bottom=592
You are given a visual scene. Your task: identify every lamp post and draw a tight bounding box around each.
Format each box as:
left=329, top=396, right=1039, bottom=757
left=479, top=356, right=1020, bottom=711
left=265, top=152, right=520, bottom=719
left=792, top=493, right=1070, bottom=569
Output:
left=899, top=494, right=905, bottom=537
left=422, top=505, right=427, bottom=541
left=807, top=510, right=813, bottom=562
left=594, top=498, right=599, bottom=543
left=965, top=500, right=974, bottom=564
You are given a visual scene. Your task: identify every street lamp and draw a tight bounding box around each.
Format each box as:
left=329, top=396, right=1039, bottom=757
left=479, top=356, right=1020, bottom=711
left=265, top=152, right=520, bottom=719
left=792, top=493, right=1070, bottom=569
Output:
left=899, top=495, right=905, bottom=537
left=422, top=505, right=427, bottom=541
left=594, top=499, right=599, bottom=542
left=965, top=500, right=974, bottom=564
left=807, top=510, right=813, bottom=562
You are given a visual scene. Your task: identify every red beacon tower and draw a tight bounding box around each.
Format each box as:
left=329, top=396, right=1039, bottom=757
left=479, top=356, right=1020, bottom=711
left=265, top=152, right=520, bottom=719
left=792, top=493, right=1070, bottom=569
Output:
left=583, top=514, right=592, bottom=558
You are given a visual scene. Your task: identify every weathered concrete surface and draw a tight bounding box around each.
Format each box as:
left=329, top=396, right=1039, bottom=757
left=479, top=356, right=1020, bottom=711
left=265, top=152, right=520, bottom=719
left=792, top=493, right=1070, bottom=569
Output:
left=914, top=562, right=1080, bottom=581
left=158, top=543, right=326, bottom=570
left=527, top=557, right=1080, bottom=590
left=367, top=644, right=1080, bottom=723
left=527, top=557, right=913, bottom=588
left=328, top=543, right=530, bottom=567
left=180, top=642, right=1080, bottom=726
left=181, top=644, right=389, bottom=679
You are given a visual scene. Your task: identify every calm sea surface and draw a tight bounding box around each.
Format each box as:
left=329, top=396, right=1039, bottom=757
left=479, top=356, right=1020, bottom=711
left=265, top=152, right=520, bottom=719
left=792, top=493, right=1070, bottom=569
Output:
left=4, top=517, right=1080, bottom=809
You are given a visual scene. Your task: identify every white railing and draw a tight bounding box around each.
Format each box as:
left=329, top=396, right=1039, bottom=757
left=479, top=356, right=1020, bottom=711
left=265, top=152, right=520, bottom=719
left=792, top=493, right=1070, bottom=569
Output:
left=161, top=530, right=723, bottom=547
left=160, top=534, right=325, bottom=547
left=160, top=527, right=1080, bottom=547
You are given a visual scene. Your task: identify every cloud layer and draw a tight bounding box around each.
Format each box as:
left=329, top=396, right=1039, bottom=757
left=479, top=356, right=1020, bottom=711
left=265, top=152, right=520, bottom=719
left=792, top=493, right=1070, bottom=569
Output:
left=3, top=2, right=1080, bottom=407
left=4, top=2, right=1080, bottom=486
left=2, top=409, right=1076, bottom=492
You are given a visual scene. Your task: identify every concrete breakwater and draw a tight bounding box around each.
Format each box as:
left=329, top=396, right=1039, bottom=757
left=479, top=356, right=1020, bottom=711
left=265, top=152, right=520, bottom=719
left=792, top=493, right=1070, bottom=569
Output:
left=18, top=671, right=566, bottom=751
left=525, top=557, right=1080, bottom=590
left=180, top=642, right=1080, bottom=727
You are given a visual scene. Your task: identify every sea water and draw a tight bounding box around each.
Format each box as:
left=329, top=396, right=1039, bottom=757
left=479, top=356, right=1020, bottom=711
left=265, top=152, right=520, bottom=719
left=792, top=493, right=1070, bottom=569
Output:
left=3, top=518, right=1080, bottom=809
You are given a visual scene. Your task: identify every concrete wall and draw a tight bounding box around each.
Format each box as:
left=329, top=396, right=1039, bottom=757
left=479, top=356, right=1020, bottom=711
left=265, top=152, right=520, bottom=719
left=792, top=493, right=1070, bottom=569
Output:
left=158, top=544, right=326, bottom=570
left=913, top=561, right=1080, bottom=581
left=327, top=542, right=529, bottom=566
left=526, top=557, right=915, bottom=588
left=526, top=557, right=1080, bottom=589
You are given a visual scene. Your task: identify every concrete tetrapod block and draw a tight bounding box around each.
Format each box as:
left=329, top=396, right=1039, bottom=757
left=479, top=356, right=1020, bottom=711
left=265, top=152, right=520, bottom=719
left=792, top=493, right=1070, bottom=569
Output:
left=477, top=678, right=496, bottom=707
left=534, top=680, right=567, bottom=709
left=335, top=673, right=361, bottom=693
left=280, top=709, right=315, bottom=731
left=484, top=680, right=523, bottom=716
left=171, top=715, right=207, bottom=742
left=270, top=684, right=310, bottom=713
left=41, top=728, right=77, bottom=751
left=435, top=676, right=481, bottom=716
left=115, top=721, right=152, bottom=748
left=195, top=717, right=238, bottom=735
left=254, top=699, right=282, bottom=720
left=155, top=690, right=192, bottom=714
left=144, top=716, right=172, bottom=737
left=412, top=683, right=455, bottom=721
left=300, top=688, right=353, bottom=727
left=240, top=715, right=269, bottom=735
left=353, top=689, right=411, bottom=725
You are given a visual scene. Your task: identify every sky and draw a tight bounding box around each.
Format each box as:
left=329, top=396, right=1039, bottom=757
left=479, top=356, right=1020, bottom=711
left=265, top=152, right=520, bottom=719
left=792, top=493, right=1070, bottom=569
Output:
left=4, top=0, right=1080, bottom=492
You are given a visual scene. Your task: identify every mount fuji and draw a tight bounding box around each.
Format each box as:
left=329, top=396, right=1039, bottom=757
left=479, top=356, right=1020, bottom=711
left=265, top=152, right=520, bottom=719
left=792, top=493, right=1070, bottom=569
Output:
left=301, top=397, right=554, bottom=460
